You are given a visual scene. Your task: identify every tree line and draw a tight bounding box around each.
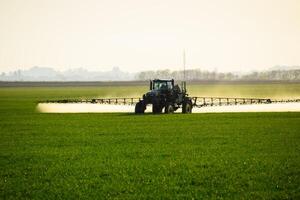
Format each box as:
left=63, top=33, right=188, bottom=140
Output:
left=135, top=69, right=300, bottom=81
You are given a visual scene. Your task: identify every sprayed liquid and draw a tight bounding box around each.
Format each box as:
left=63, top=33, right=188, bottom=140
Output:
left=37, top=102, right=300, bottom=113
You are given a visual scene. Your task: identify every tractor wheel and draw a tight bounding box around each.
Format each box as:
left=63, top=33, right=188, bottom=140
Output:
left=165, top=103, right=175, bottom=114
left=135, top=101, right=146, bottom=114
left=152, top=104, right=162, bottom=114
left=182, top=101, right=192, bottom=113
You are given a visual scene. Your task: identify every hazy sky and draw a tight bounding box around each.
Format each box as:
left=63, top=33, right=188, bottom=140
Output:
left=0, top=0, right=299, bottom=72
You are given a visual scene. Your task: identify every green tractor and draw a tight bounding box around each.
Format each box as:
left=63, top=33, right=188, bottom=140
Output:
left=135, top=79, right=193, bottom=114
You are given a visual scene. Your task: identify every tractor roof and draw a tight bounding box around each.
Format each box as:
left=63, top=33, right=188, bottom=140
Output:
left=153, top=79, right=174, bottom=82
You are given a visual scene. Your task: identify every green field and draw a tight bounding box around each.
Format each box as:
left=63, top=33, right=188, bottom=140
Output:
left=1, top=83, right=300, bottom=199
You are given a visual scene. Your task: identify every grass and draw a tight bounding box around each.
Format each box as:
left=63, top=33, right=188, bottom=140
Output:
left=0, top=83, right=300, bottom=199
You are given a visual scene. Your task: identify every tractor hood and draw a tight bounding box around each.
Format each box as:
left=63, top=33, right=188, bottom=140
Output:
left=146, top=90, right=160, bottom=97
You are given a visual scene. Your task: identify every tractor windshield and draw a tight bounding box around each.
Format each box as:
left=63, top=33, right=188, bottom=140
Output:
left=153, top=81, right=172, bottom=90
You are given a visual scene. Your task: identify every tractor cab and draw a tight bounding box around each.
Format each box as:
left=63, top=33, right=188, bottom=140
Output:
left=150, top=79, right=187, bottom=94
left=150, top=79, right=174, bottom=91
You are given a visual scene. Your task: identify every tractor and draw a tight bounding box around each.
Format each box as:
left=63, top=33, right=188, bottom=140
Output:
left=135, top=79, right=193, bottom=114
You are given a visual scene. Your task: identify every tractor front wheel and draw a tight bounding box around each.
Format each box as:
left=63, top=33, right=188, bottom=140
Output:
left=152, top=103, right=162, bottom=114
left=165, top=104, right=175, bottom=114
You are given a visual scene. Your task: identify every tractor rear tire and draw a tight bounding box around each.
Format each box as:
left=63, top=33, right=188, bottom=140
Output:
left=135, top=101, right=146, bottom=114
left=165, top=104, right=175, bottom=114
left=182, top=101, right=192, bottom=113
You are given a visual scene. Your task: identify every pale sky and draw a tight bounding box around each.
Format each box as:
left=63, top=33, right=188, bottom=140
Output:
left=0, top=0, right=299, bottom=72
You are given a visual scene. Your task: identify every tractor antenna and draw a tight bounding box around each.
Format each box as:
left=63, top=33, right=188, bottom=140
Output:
left=183, top=49, right=186, bottom=81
